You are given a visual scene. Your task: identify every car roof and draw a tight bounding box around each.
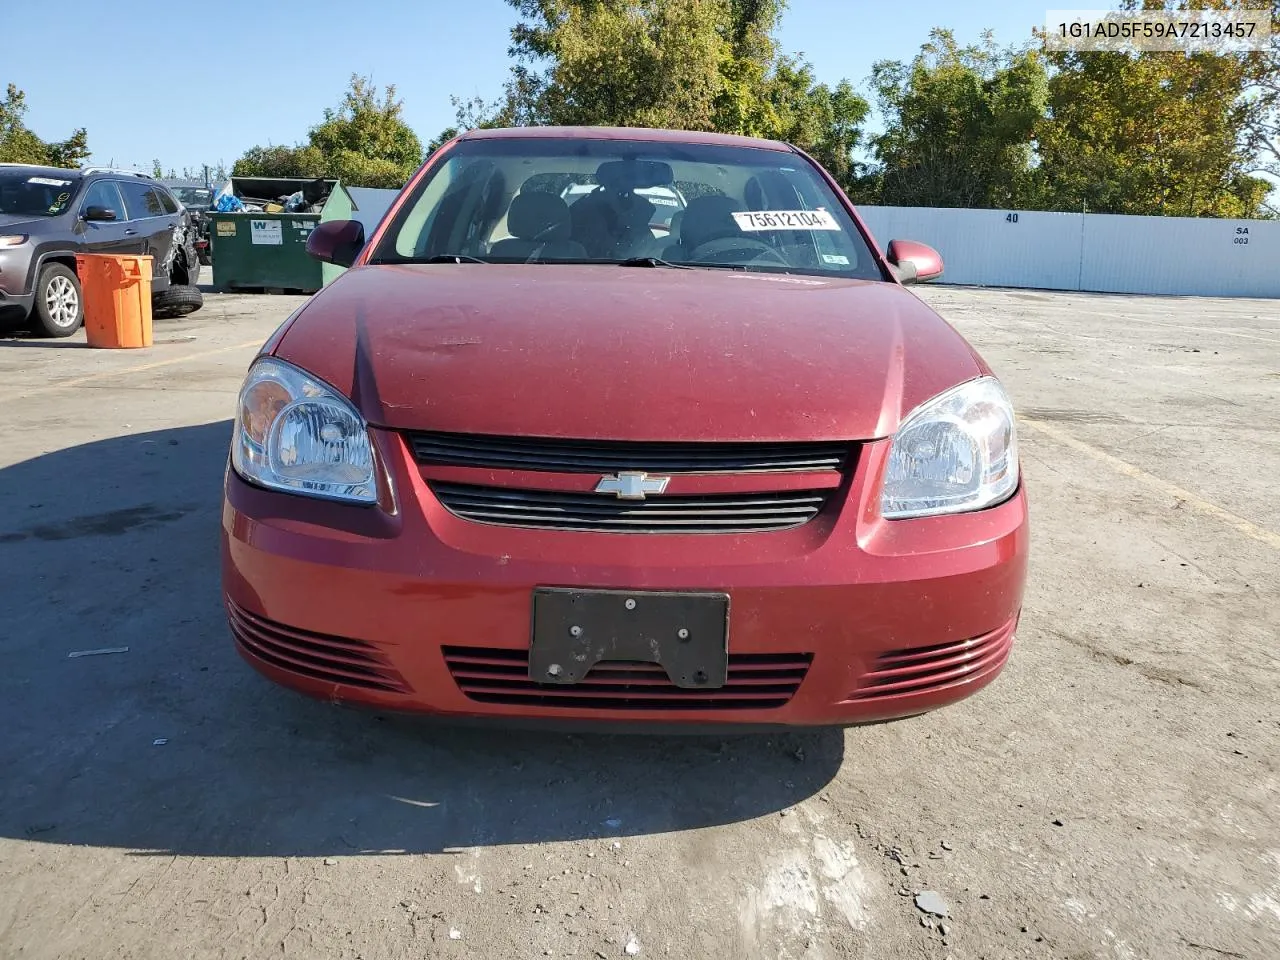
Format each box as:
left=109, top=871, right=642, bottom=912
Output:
left=459, top=125, right=795, bottom=153
left=0, top=163, right=83, bottom=179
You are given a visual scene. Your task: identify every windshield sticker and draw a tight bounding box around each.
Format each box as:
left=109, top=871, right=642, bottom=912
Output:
left=648, top=197, right=679, bottom=206
left=28, top=176, right=72, bottom=187
left=733, top=210, right=840, bottom=231
left=822, top=253, right=850, bottom=265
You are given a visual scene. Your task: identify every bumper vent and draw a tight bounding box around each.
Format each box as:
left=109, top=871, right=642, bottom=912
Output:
left=443, top=646, right=811, bottom=711
left=407, top=432, right=853, bottom=474
left=850, top=626, right=1014, bottom=702
left=430, top=482, right=829, bottom=533
left=227, top=600, right=409, bottom=693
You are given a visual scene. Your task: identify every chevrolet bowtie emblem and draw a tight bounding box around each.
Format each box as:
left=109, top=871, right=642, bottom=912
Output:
left=594, top=471, right=671, bottom=500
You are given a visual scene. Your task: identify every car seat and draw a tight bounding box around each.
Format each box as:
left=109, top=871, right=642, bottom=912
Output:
left=664, top=195, right=744, bottom=261
left=489, top=193, right=587, bottom=261
left=569, top=188, right=659, bottom=260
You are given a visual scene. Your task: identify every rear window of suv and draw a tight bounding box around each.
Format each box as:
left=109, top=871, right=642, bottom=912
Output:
left=118, top=180, right=167, bottom=219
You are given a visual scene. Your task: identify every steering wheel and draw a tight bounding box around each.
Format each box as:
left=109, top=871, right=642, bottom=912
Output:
left=687, top=235, right=790, bottom=267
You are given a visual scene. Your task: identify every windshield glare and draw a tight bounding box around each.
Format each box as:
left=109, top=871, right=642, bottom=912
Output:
left=0, top=172, right=79, bottom=218
left=374, top=138, right=884, bottom=280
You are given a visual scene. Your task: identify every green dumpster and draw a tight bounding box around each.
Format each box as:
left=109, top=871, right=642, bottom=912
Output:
left=209, top=177, right=355, bottom=293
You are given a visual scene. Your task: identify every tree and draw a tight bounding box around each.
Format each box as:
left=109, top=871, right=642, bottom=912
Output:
left=499, top=0, right=736, bottom=130
left=462, top=0, right=870, bottom=192
left=1238, top=1, right=1279, bottom=214
left=232, top=144, right=324, bottom=179
left=1035, top=26, right=1268, bottom=217
left=868, top=30, right=1048, bottom=208
left=0, top=83, right=89, bottom=168
left=233, top=76, right=424, bottom=188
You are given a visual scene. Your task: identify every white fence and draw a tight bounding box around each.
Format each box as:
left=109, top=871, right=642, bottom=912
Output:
left=855, top=205, right=1278, bottom=298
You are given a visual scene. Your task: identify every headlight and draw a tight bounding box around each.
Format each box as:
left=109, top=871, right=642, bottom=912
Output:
left=880, top=376, right=1018, bottom=519
left=231, top=357, right=376, bottom=504
left=0, top=234, right=29, bottom=248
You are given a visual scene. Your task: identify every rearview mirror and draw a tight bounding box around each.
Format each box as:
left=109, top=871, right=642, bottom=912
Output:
left=886, top=239, right=943, bottom=284
left=306, top=219, right=366, bottom=268
left=83, top=206, right=117, bottom=222
left=595, top=159, right=674, bottom=191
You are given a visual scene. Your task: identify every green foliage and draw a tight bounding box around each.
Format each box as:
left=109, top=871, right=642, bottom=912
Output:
left=1237, top=0, right=1279, bottom=214
left=869, top=30, right=1048, bottom=208
left=233, top=76, right=424, bottom=188
left=0, top=83, right=90, bottom=168
left=1035, top=36, right=1266, bottom=217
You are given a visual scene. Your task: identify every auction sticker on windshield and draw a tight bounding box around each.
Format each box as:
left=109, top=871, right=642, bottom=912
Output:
left=733, top=210, right=840, bottom=231
left=28, top=177, right=71, bottom=187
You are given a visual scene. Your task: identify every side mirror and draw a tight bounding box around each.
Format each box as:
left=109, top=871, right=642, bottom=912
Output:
left=83, top=206, right=117, bottom=222
left=306, top=219, right=365, bottom=268
left=886, top=239, right=943, bottom=284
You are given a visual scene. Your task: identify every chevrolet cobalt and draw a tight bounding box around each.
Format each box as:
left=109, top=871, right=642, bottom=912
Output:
left=220, top=126, right=1029, bottom=727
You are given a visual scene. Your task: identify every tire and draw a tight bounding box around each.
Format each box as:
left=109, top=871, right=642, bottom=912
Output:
left=153, top=284, right=204, bottom=319
left=32, top=263, right=83, bottom=338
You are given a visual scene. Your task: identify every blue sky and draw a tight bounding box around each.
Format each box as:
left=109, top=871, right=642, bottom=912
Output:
left=7, top=0, right=1051, bottom=175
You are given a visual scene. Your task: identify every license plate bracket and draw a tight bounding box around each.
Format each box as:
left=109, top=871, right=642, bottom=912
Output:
left=530, top=588, right=729, bottom=689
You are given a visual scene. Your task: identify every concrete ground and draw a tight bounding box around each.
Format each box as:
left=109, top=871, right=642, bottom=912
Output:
left=0, top=285, right=1276, bottom=960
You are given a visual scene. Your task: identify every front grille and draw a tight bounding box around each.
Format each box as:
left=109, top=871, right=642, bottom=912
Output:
left=444, top=646, right=811, bottom=711
left=849, top=626, right=1014, bottom=702
left=408, top=432, right=852, bottom=474
left=227, top=599, right=409, bottom=693
left=430, top=482, right=828, bottom=533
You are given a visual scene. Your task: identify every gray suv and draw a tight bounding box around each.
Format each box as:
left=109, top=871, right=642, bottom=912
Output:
left=0, top=164, right=204, bottom=337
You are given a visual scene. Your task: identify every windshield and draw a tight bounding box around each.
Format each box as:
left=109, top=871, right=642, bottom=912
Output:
left=0, top=171, right=80, bottom=218
left=172, top=187, right=214, bottom=208
left=372, top=138, right=885, bottom=280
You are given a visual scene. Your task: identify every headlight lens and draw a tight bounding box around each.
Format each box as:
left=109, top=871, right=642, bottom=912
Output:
left=0, top=234, right=29, bottom=248
left=880, top=376, right=1018, bottom=519
left=231, top=357, right=376, bottom=504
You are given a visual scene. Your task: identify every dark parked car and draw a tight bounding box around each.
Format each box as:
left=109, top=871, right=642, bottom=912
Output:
left=166, top=181, right=217, bottom=265
left=221, top=126, right=1028, bottom=729
left=0, top=164, right=204, bottom=337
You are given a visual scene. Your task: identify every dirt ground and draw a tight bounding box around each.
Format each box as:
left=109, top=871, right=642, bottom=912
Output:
left=0, top=283, right=1276, bottom=960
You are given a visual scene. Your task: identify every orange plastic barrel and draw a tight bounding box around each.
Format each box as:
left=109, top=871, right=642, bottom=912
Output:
left=75, top=254, right=153, bottom=348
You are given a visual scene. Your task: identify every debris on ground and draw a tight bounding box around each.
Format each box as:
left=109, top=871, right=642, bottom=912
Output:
left=941, top=841, right=953, bottom=851
left=623, top=936, right=641, bottom=955
left=323, top=858, right=337, bottom=866
left=67, top=647, right=129, bottom=658
left=448, top=928, right=463, bottom=940
left=914, top=891, right=950, bottom=917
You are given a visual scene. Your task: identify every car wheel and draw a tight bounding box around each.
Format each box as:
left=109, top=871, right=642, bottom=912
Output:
left=152, top=284, right=204, bottom=319
left=32, top=263, right=84, bottom=338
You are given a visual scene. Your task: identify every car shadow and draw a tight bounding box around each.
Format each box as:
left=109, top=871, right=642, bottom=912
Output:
left=0, top=421, right=843, bottom=858
left=0, top=337, right=92, bottom=348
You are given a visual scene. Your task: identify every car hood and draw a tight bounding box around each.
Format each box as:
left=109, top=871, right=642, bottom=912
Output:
left=273, top=263, right=987, bottom=442
left=0, top=214, right=44, bottom=232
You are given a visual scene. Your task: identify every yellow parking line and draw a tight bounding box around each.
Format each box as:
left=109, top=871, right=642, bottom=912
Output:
left=1020, top=416, right=1280, bottom=551
left=0, top=338, right=263, bottom=403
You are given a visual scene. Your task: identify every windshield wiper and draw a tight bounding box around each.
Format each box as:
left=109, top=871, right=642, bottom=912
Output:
left=615, top=256, right=744, bottom=271
left=419, top=254, right=489, bottom=264
left=616, top=256, right=691, bottom=269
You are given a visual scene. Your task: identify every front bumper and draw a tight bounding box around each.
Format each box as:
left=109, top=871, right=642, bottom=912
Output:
left=0, top=248, right=36, bottom=317
left=221, top=428, right=1029, bottom=727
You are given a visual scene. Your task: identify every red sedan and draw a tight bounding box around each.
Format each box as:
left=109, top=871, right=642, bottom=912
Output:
left=221, top=126, right=1028, bottom=727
